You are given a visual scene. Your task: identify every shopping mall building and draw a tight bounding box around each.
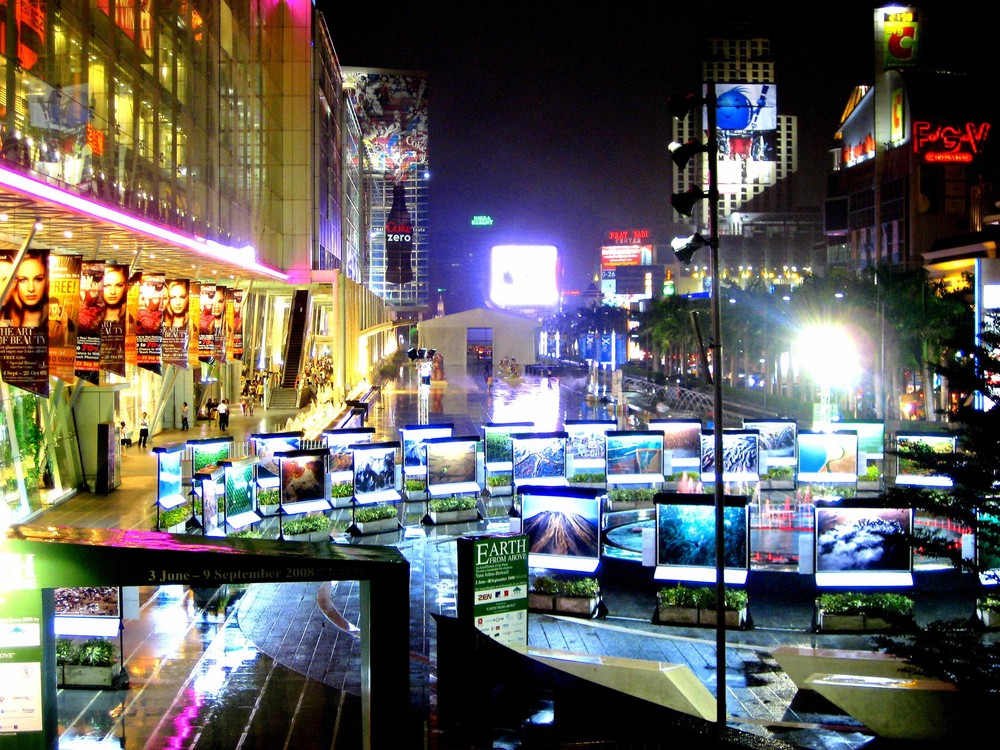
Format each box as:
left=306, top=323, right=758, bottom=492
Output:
left=0, top=2, right=419, bottom=524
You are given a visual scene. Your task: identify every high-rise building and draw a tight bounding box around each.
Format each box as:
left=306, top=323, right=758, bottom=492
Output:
left=671, top=33, right=823, bottom=292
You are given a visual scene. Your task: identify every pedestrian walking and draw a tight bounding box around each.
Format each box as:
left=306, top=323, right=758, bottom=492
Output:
left=217, top=398, right=229, bottom=431
left=138, top=412, right=149, bottom=448
left=181, top=401, right=190, bottom=431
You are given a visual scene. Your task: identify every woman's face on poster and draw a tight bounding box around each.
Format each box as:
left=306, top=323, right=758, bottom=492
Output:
left=15, top=256, right=46, bottom=309
left=168, top=283, right=188, bottom=314
left=102, top=268, right=126, bottom=307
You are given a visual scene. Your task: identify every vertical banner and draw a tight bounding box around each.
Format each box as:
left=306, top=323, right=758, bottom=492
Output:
left=229, top=288, right=244, bottom=361
left=198, top=283, right=215, bottom=364
left=0, top=248, right=51, bottom=396
left=161, top=279, right=190, bottom=370
left=135, top=273, right=165, bottom=374
left=212, top=286, right=227, bottom=364
left=99, top=262, right=128, bottom=377
left=48, top=254, right=81, bottom=384
left=188, top=282, right=201, bottom=370
left=75, top=261, right=104, bottom=384
left=125, top=279, right=138, bottom=370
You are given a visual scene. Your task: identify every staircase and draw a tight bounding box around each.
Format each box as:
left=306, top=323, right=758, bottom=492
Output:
left=281, top=289, right=310, bottom=389
left=267, top=387, right=299, bottom=410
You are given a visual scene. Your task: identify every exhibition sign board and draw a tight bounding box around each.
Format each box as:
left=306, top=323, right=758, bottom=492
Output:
left=457, top=534, right=529, bottom=649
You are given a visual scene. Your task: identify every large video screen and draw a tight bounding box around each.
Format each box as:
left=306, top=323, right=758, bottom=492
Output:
left=743, top=419, right=796, bottom=469
left=522, top=486, right=603, bottom=573
left=649, top=419, right=703, bottom=473
left=895, top=433, right=956, bottom=488
left=606, top=430, right=664, bottom=484
left=325, top=427, right=376, bottom=480
left=511, top=432, right=568, bottom=486
left=700, top=430, right=760, bottom=483
left=797, top=431, right=858, bottom=484
left=250, top=431, right=302, bottom=484
left=425, top=436, right=481, bottom=497
left=352, top=441, right=401, bottom=504
left=654, top=493, right=749, bottom=584
left=483, top=421, right=534, bottom=470
left=565, top=419, right=615, bottom=471
left=489, top=244, right=559, bottom=308
left=815, top=505, right=913, bottom=586
left=400, top=424, right=453, bottom=476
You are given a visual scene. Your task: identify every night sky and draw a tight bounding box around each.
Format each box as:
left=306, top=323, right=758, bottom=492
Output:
left=324, top=2, right=996, bottom=313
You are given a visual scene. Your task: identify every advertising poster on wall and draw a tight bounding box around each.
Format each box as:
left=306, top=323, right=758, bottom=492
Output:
left=198, top=283, right=217, bottom=363
left=161, top=279, right=190, bottom=369
left=457, top=534, right=529, bottom=649
left=229, top=287, right=244, bottom=360
left=48, top=253, right=81, bottom=384
left=0, top=248, right=50, bottom=396
left=135, top=272, right=165, bottom=374
left=99, top=262, right=128, bottom=376
left=188, top=281, right=201, bottom=369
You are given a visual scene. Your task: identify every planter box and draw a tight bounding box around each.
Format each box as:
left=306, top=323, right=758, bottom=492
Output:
left=283, top=530, right=331, bottom=542
left=426, top=508, right=479, bottom=525
left=63, top=663, right=121, bottom=688
left=352, top=517, right=399, bottom=536
left=857, top=480, right=882, bottom=492
left=529, top=593, right=556, bottom=611
left=160, top=522, right=187, bottom=534
left=404, top=490, right=429, bottom=501
left=759, top=479, right=795, bottom=491
left=979, top=608, right=1000, bottom=629
left=817, top=611, right=866, bottom=631
left=656, top=605, right=700, bottom=625
left=608, top=499, right=654, bottom=512
left=259, top=505, right=280, bottom=517
left=554, top=596, right=599, bottom=617
left=699, top=607, right=747, bottom=628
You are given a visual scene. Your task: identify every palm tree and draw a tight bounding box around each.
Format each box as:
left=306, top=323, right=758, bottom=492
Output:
left=635, top=295, right=703, bottom=380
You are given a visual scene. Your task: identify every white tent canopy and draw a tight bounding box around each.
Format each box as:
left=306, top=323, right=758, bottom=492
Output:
left=416, top=308, right=540, bottom=377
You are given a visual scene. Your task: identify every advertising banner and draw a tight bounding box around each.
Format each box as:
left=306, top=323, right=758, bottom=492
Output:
left=0, top=248, right=51, bottom=396
left=99, top=262, right=128, bottom=376
left=135, top=272, right=165, bottom=374
left=198, top=283, right=216, bottom=363
left=48, top=253, right=81, bottom=384
left=75, top=261, right=104, bottom=384
left=457, top=534, right=528, bottom=649
left=188, top=282, right=201, bottom=370
left=230, top=287, right=244, bottom=360
left=161, top=279, right=190, bottom=370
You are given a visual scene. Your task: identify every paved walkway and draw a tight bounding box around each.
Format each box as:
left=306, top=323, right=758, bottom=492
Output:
left=30, top=368, right=959, bottom=748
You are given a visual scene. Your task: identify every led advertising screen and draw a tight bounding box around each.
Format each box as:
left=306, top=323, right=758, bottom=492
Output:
left=743, top=419, right=797, bottom=469
left=489, top=244, right=559, bottom=309
left=654, top=493, right=749, bottom=584
left=277, top=449, right=330, bottom=511
left=483, top=421, right=534, bottom=471
left=895, top=433, right=956, bottom=488
left=815, top=505, right=913, bottom=587
left=605, top=430, right=664, bottom=484
left=153, top=446, right=185, bottom=510
left=425, top=436, right=481, bottom=497
left=796, top=431, right=859, bottom=484
left=565, top=419, right=615, bottom=471
left=649, top=419, right=702, bottom=472
left=511, top=432, right=568, bottom=486
left=325, top=427, right=376, bottom=480
left=710, top=82, right=779, bottom=189
left=521, top=486, right=603, bottom=573
left=700, top=430, right=760, bottom=483
left=400, top=424, right=454, bottom=477
left=188, top=436, right=233, bottom=474
left=352, top=441, right=401, bottom=504
left=250, top=431, right=303, bottom=484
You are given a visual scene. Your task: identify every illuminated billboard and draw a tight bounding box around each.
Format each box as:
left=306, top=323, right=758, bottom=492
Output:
left=797, top=431, right=859, bottom=484
left=710, top=82, right=778, bottom=188
left=700, top=430, right=760, bottom=483
left=815, top=504, right=913, bottom=587
left=895, top=433, right=956, bottom=488
left=489, top=245, right=559, bottom=308
left=522, top=486, right=603, bottom=573
left=654, top=493, right=749, bottom=584
left=649, top=419, right=702, bottom=472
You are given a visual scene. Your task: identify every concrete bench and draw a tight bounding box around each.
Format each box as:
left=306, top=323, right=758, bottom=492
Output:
left=527, top=646, right=715, bottom=721
left=772, top=645, right=922, bottom=689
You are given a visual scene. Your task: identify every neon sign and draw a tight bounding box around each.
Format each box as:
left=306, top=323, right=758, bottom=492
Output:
left=471, top=215, right=494, bottom=226
left=606, top=229, right=650, bottom=244
left=913, top=121, right=991, bottom=164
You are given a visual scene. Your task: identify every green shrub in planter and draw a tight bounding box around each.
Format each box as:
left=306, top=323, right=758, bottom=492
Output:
left=703, top=587, right=749, bottom=611
left=817, top=592, right=914, bottom=619
left=283, top=514, right=330, bottom=535
left=608, top=487, right=655, bottom=503
left=980, top=595, right=1000, bottom=613
left=860, top=464, right=882, bottom=481
left=229, top=528, right=265, bottom=539
left=487, top=473, right=512, bottom=487
left=530, top=576, right=559, bottom=595
left=331, top=483, right=353, bottom=498
left=356, top=504, right=397, bottom=523
left=56, top=638, right=76, bottom=665
left=428, top=497, right=476, bottom=513
left=258, top=488, right=280, bottom=506
left=666, top=471, right=699, bottom=482
left=75, top=638, right=115, bottom=667
left=405, top=478, right=426, bottom=493
left=763, top=467, right=793, bottom=480
left=569, top=472, right=606, bottom=484
left=561, top=577, right=599, bottom=598
left=657, top=584, right=703, bottom=608
left=159, top=505, right=190, bottom=529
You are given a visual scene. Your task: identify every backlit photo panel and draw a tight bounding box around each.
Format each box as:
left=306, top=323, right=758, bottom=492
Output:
left=797, top=431, right=858, bottom=484
left=650, top=419, right=702, bottom=472
left=700, top=430, right=760, bottom=482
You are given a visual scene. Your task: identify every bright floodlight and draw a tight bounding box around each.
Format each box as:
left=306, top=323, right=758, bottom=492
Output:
left=796, top=325, right=860, bottom=388
left=489, top=244, right=559, bottom=308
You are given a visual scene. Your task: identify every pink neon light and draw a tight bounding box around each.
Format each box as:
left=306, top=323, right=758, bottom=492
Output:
left=0, top=165, right=288, bottom=280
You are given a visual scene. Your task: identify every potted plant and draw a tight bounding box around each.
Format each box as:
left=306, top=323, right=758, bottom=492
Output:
left=426, top=496, right=479, bottom=525
left=977, top=595, right=1000, bottom=628
left=486, top=472, right=513, bottom=495
left=554, top=576, right=601, bottom=617
left=282, top=514, right=331, bottom=542
left=607, top=486, right=656, bottom=510
left=816, top=592, right=914, bottom=632
left=404, top=478, right=428, bottom=500
left=529, top=575, right=559, bottom=611
left=258, top=487, right=280, bottom=516
left=655, top=584, right=709, bottom=625
left=663, top=470, right=699, bottom=489
left=699, top=587, right=750, bottom=628
left=353, top=503, right=399, bottom=535
left=55, top=637, right=75, bottom=685
left=63, top=638, right=121, bottom=688
left=857, top=463, right=882, bottom=490
left=158, top=505, right=190, bottom=534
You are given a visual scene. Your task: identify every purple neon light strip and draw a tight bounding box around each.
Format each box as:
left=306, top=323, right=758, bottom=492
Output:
left=0, top=165, right=288, bottom=280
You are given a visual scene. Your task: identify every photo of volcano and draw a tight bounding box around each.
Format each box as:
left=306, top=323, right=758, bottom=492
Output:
left=523, top=495, right=600, bottom=559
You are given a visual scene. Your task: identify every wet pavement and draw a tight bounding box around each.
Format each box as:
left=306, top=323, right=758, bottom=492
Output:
left=28, top=367, right=963, bottom=748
